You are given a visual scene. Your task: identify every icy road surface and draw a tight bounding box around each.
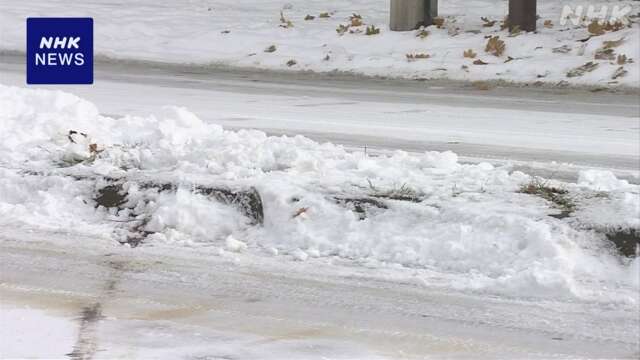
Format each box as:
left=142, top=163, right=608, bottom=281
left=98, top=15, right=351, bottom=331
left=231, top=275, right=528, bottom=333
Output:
left=1, top=54, right=639, bottom=180
left=1, top=229, right=638, bottom=360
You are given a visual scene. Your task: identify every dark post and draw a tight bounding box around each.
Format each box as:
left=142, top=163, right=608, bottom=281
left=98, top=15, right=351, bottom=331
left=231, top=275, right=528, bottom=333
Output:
left=509, top=0, right=537, bottom=32
left=390, top=0, right=438, bottom=31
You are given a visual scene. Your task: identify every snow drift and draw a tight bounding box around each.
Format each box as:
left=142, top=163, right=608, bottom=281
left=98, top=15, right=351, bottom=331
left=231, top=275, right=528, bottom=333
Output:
left=0, top=84, right=638, bottom=306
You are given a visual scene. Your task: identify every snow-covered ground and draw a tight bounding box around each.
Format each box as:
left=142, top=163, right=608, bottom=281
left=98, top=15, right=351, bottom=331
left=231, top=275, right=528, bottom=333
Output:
left=1, top=0, right=639, bottom=87
left=1, top=84, right=638, bottom=308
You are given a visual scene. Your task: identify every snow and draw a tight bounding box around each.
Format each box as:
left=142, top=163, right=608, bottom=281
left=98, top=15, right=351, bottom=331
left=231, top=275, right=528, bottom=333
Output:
left=578, top=169, right=633, bottom=191
left=1, top=0, right=639, bottom=87
left=0, top=302, right=385, bottom=360
left=225, top=234, right=248, bottom=252
left=0, top=306, right=77, bottom=359
left=1, top=84, right=638, bottom=307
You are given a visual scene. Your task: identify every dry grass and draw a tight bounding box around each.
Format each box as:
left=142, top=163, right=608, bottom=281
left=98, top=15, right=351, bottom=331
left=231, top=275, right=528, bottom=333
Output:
left=519, top=178, right=575, bottom=213
left=485, top=36, right=505, bottom=57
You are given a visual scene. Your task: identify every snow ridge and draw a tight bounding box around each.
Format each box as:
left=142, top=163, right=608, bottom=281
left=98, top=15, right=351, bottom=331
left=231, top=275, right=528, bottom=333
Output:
left=0, top=84, right=638, bottom=305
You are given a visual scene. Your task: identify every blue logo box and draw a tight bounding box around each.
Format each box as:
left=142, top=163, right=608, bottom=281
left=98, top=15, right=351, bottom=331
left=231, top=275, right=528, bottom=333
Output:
left=26, top=17, right=93, bottom=84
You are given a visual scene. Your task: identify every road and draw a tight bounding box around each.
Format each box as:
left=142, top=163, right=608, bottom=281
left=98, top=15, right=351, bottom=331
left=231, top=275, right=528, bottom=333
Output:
left=1, top=228, right=638, bottom=359
left=1, top=53, right=639, bottom=179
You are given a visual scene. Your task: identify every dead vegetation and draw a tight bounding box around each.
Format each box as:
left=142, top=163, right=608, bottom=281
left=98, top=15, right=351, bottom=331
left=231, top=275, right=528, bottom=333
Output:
left=567, top=61, right=599, bottom=77
left=415, top=28, right=430, bottom=39
left=463, top=49, right=477, bottom=58
left=519, top=178, right=575, bottom=214
left=93, top=179, right=264, bottom=247
left=612, top=66, right=628, bottom=79
left=350, top=13, right=363, bottom=27
left=367, top=180, right=423, bottom=203
left=406, top=52, right=431, bottom=61
left=616, top=54, right=632, bottom=65
left=279, top=11, right=294, bottom=28
left=472, top=81, right=491, bottom=90
left=365, top=25, right=380, bottom=36
left=588, top=20, right=628, bottom=36
left=481, top=17, right=496, bottom=28
left=485, top=36, right=505, bottom=57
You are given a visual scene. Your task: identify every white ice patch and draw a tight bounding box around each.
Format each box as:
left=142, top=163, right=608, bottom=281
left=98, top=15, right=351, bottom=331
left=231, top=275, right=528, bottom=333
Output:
left=0, top=84, right=638, bottom=305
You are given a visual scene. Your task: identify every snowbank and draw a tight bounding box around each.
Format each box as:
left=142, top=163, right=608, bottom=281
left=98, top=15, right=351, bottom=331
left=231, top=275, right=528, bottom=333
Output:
left=1, top=0, right=639, bottom=87
left=0, top=84, right=638, bottom=305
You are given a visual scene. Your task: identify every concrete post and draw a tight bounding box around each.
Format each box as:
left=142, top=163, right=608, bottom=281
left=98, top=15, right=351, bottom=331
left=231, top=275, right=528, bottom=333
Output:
left=390, top=0, right=436, bottom=31
left=509, top=0, right=537, bottom=32
left=429, top=0, right=438, bottom=18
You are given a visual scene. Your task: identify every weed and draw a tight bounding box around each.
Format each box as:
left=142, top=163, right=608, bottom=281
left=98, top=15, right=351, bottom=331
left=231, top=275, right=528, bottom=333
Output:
left=336, top=24, right=350, bottom=35
left=416, top=28, right=430, bottom=39
left=365, top=25, right=380, bottom=35
left=519, top=177, right=575, bottom=213
left=367, top=180, right=422, bottom=202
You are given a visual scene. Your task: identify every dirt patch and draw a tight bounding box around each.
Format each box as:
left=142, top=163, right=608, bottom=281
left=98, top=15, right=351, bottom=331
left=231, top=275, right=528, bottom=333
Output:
left=603, top=228, right=639, bottom=258
left=334, top=197, right=388, bottom=220
left=66, top=303, right=103, bottom=360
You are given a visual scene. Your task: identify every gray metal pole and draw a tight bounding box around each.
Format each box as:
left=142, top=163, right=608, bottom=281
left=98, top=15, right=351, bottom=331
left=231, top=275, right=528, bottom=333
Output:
left=390, top=0, right=436, bottom=31
left=509, top=0, right=537, bottom=32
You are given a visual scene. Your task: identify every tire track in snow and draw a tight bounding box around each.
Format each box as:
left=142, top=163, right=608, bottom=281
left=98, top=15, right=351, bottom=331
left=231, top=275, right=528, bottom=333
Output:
left=66, top=260, right=129, bottom=360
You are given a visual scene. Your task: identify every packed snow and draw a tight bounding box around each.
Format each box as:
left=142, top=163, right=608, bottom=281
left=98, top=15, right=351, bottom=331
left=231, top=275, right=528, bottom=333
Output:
left=1, top=0, right=639, bottom=87
left=1, top=84, right=638, bottom=307
left=0, top=306, right=77, bottom=359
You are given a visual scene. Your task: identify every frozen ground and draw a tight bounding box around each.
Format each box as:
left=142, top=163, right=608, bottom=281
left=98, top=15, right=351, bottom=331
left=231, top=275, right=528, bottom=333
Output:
left=1, top=0, right=639, bottom=87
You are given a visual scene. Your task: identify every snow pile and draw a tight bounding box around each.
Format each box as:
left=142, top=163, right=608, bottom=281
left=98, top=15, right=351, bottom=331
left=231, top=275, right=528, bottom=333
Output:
left=0, top=84, right=638, bottom=305
left=578, top=169, right=633, bottom=191
left=1, top=0, right=639, bottom=87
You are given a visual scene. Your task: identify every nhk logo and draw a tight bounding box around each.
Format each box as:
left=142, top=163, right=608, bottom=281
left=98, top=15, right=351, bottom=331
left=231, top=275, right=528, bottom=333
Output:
left=27, top=18, right=93, bottom=84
